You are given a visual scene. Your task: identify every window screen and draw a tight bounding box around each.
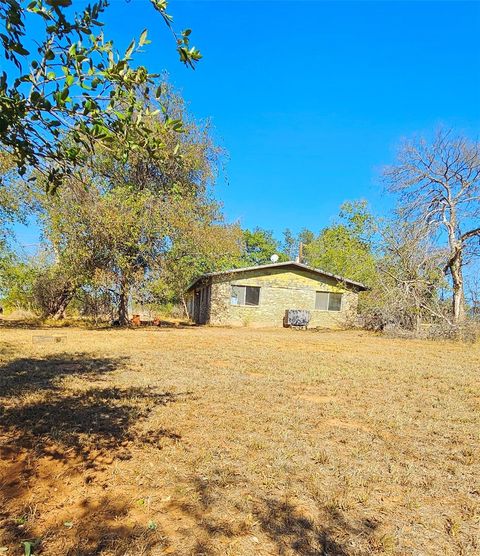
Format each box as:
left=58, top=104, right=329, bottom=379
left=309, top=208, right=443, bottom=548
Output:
left=315, top=291, right=329, bottom=310
left=231, top=285, right=245, bottom=305
left=231, top=285, right=260, bottom=306
left=316, top=291, right=342, bottom=311
left=245, top=286, right=260, bottom=306
left=328, top=293, right=342, bottom=311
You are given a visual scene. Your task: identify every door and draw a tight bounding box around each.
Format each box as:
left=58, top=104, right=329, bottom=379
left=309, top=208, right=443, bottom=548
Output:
left=193, top=290, right=201, bottom=324
left=193, top=286, right=211, bottom=324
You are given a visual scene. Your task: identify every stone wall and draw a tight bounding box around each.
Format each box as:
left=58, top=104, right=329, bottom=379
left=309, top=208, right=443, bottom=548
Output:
left=208, top=268, right=359, bottom=328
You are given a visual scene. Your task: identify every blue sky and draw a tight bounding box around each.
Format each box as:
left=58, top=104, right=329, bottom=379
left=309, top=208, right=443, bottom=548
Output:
left=14, top=0, right=480, bottom=249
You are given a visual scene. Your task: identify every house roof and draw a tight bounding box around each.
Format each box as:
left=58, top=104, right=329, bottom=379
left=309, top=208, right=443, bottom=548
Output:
left=186, top=261, right=369, bottom=292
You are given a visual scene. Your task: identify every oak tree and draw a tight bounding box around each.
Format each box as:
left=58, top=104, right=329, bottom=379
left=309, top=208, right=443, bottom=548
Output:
left=384, top=130, right=480, bottom=322
left=0, top=0, right=201, bottom=188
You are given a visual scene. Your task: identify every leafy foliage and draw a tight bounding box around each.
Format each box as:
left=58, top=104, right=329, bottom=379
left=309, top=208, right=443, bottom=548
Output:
left=16, top=84, right=240, bottom=322
left=282, top=228, right=314, bottom=261
left=241, top=227, right=287, bottom=266
left=304, top=200, right=377, bottom=284
left=149, top=201, right=242, bottom=309
left=0, top=253, right=38, bottom=312
left=0, top=0, right=201, bottom=187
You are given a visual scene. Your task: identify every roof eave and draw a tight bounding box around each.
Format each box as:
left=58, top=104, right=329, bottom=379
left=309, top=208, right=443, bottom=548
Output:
left=186, top=261, right=369, bottom=292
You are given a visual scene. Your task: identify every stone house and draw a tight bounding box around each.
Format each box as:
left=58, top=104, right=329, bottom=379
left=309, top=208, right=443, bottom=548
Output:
left=185, top=261, right=368, bottom=328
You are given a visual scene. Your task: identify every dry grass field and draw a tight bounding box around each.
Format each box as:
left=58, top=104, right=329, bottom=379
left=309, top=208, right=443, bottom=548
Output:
left=0, top=324, right=479, bottom=556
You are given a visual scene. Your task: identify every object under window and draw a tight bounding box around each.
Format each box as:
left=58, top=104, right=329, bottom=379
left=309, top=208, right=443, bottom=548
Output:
left=315, top=291, right=342, bottom=311
left=231, top=285, right=260, bottom=306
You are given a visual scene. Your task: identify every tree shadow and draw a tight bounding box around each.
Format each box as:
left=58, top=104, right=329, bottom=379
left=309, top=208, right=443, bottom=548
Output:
left=0, top=352, right=126, bottom=398
left=0, top=352, right=188, bottom=554
left=0, top=493, right=170, bottom=556
left=166, top=473, right=375, bottom=555
left=0, top=385, right=182, bottom=459
left=166, top=470, right=249, bottom=554
left=255, top=497, right=379, bottom=556
left=0, top=318, right=46, bottom=330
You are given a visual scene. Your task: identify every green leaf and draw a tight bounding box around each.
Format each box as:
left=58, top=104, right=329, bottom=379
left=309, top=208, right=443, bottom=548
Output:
left=10, top=44, right=30, bottom=56
left=125, top=39, right=135, bottom=59
left=139, top=29, right=148, bottom=46
left=30, top=91, right=41, bottom=103
left=66, top=75, right=74, bottom=86
left=46, top=0, right=72, bottom=6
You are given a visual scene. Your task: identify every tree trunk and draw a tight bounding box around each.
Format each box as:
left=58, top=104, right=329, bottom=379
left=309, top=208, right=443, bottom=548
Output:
left=449, top=250, right=465, bottom=323
left=181, top=295, right=189, bottom=319
left=415, top=301, right=421, bottom=333
left=118, top=276, right=129, bottom=326
left=51, top=287, right=77, bottom=320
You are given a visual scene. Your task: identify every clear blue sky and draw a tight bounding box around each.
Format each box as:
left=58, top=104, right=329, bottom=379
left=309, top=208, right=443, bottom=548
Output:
left=15, top=0, right=480, bottom=249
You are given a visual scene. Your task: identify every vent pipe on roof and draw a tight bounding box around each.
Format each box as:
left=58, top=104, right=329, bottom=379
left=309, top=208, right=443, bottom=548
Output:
left=296, top=242, right=304, bottom=263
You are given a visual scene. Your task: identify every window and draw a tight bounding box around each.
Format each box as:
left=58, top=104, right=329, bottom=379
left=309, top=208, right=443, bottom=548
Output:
left=328, top=293, right=342, bottom=311
left=231, top=285, right=244, bottom=305
left=315, top=292, right=329, bottom=311
left=315, top=291, right=343, bottom=311
left=231, top=285, right=260, bottom=306
left=245, top=286, right=260, bottom=306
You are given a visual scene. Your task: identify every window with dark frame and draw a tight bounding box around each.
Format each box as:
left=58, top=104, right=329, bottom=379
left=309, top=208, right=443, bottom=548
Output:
left=315, top=291, right=343, bottom=311
left=230, top=285, right=260, bottom=306
left=245, top=285, right=260, bottom=306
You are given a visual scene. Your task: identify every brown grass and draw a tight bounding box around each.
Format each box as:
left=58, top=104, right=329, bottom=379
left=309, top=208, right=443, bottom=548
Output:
left=0, top=325, right=479, bottom=555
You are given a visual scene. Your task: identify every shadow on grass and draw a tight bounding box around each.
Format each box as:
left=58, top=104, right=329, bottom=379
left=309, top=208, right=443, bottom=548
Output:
left=0, top=494, right=169, bottom=556
left=0, top=352, right=187, bottom=555
left=0, top=352, right=126, bottom=397
left=255, top=498, right=352, bottom=555
left=1, top=385, right=182, bottom=458
left=256, top=497, right=381, bottom=555
left=0, top=318, right=45, bottom=329
left=172, top=473, right=369, bottom=555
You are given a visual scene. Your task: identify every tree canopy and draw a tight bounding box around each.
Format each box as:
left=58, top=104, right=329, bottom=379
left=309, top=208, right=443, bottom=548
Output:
left=241, top=228, right=287, bottom=266
left=0, top=0, right=201, bottom=188
left=304, top=200, right=377, bottom=285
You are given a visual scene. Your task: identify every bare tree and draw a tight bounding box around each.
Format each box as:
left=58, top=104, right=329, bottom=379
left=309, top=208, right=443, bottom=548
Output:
left=381, top=221, right=448, bottom=329
left=467, top=271, right=480, bottom=320
left=383, top=129, right=480, bottom=323
left=361, top=220, right=447, bottom=332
